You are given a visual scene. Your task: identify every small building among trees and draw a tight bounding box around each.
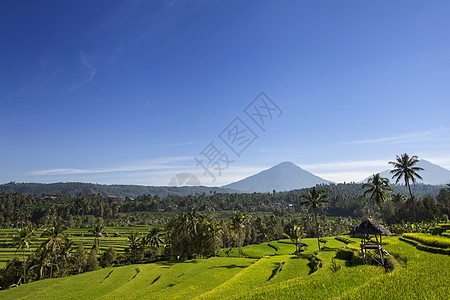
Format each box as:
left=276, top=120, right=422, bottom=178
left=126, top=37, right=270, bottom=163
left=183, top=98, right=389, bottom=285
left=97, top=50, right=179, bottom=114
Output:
left=352, top=218, right=392, bottom=267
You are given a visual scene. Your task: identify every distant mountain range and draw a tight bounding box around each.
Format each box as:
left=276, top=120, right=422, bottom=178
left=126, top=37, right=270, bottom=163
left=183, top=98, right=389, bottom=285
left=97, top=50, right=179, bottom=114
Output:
left=1, top=160, right=448, bottom=197
left=222, top=161, right=333, bottom=193
left=363, top=159, right=450, bottom=185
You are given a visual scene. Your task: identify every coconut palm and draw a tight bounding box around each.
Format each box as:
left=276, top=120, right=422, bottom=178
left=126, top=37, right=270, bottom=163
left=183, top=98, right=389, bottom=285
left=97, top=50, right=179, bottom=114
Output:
left=174, top=209, right=203, bottom=257
left=362, top=173, right=393, bottom=224
left=147, top=228, right=164, bottom=259
left=228, top=212, right=249, bottom=257
left=59, top=238, right=73, bottom=277
left=208, top=222, right=223, bottom=257
left=283, top=225, right=305, bottom=254
left=41, top=223, right=68, bottom=278
left=299, top=187, right=328, bottom=251
left=91, top=223, right=105, bottom=251
left=12, top=226, right=34, bottom=283
left=389, top=153, right=424, bottom=231
left=127, top=231, right=140, bottom=263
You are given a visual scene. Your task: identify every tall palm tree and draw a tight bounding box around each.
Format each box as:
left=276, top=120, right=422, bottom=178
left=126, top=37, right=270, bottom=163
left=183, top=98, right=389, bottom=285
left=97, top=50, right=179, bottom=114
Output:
left=127, top=231, right=140, bottom=263
left=59, top=239, right=73, bottom=277
left=41, top=223, right=68, bottom=278
left=299, top=187, right=328, bottom=251
left=91, top=223, right=105, bottom=251
left=362, top=173, right=393, bottom=224
left=208, top=222, right=223, bottom=257
left=12, top=226, right=34, bottom=283
left=227, top=212, right=249, bottom=257
left=147, top=228, right=164, bottom=259
left=389, top=153, right=424, bottom=231
left=283, top=225, right=305, bottom=254
left=174, top=209, right=203, bottom=257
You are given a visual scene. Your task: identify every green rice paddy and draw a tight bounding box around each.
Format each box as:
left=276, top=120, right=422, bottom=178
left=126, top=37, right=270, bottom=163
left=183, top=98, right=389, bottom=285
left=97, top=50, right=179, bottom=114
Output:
left=1, top=233, right=449, bottom=299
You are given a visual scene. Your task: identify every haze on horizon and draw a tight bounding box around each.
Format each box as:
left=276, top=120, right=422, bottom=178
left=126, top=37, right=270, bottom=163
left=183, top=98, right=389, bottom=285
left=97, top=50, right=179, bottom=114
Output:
left=1, top=1, right=450, bottom=187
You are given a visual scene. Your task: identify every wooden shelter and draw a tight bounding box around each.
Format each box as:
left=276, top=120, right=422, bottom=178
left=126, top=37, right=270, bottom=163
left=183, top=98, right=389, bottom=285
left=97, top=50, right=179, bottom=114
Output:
left=353, top=218, right=392, bottom=267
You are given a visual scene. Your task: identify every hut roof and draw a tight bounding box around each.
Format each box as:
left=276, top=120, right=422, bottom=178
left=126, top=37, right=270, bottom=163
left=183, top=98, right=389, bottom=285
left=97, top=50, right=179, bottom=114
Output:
left=354, top=218, right=392, bottom=236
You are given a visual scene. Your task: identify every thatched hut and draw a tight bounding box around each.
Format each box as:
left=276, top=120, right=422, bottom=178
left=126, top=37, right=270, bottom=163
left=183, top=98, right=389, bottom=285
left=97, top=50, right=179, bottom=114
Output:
left=353, top=218, right=392, bottom=266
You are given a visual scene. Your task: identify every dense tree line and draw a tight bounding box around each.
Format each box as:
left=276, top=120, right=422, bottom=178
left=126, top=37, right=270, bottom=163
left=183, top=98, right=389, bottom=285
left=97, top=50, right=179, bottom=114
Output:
left=0, top=183, right=448, bottom=228
left=0, top=182, right=236, bottom=199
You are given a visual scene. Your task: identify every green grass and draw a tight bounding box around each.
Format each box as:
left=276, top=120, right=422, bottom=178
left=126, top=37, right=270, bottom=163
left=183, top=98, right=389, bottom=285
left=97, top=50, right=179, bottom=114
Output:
left=260, top=255, right=310, bottom=285
left=0, top=258, right=255, bottom=300
left=218, top=240, right=297, bottom=258
left=0, top=226, right=155, bottom=267
left=99, top=257, right=255, bottom=300
left=196, top=255, right=288, bottom=299
left=403, top=233, right=450, bottom=248
left=1, top=236, right=449, bottom=299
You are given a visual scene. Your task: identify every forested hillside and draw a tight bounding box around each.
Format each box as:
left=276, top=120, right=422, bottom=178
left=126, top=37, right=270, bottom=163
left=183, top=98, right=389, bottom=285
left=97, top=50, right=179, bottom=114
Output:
left=0, top=182, right=237, bottom=198
left=0, top=183, right=447, bottom=228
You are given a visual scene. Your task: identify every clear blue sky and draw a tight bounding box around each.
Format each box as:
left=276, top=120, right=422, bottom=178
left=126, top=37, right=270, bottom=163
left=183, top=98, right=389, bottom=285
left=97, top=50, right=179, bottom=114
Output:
left=1, top=0, right=449, bottom=186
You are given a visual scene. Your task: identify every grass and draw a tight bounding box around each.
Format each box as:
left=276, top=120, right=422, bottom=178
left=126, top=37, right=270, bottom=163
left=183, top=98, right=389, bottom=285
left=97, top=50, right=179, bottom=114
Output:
left=99, top=257, right=255, bottom=300
left=402, top=233, right=450, bottom=248
left=1, top=235, right=449, bottom=299
left=196, top=255, right=289, bottom=299
left=0, top=226, right=154, bottom=267
left=218, top=240, right=297, bottom=258
left=0, top=258, right=255, bottom=299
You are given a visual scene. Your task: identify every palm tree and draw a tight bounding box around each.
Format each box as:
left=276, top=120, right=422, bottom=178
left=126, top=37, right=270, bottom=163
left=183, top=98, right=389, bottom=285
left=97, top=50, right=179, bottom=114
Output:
left=41, top=223, right=68, bottom=278
left=91, top=223, right=105, bottom=251
left=299, top=187, right=328, bottom=251
left=127, top=231, right=140, bottom=263
left=391, top=192, right=407, bottom=205
left=208, top=222, right=223, bottom=257
left=227, top=212, right=249, bottom=257
left=176, top=209, right=206, bottom=257
left=147, top=228, right=164, bottom=259
left=389, top=153, right=424, bottom=231
left=59, top=238, right=73, bottom=277
left=283, top=225, right=305, bottom=254
left=12, top=226, right=34, bottom=283
left=362, top=173, right=393, bottom=224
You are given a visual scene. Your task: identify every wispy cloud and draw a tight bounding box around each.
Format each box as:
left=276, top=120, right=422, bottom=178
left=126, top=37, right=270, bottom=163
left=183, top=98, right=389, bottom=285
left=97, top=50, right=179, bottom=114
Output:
left=69, top=51, right=97, bottom=92
left=302, top=160, right=389, bottom=171
left=346, top=127, right=449, bottom=145
left=301, top=159, right=393, bottom=183
left=156, top=141, right=200, bottom=148
left=12, top=57, right=60, bottom=96
left=31, top=156, right=192, bottom=176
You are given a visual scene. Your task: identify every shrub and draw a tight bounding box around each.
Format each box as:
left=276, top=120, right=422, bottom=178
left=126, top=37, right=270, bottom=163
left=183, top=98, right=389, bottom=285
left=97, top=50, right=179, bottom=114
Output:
left=430, top=227, right=444, bottom=235
left=308, top=253, right=322, bottom=274
left=335, top=237, right=354, bottom=244
left=383, top=255, right=400, bottom=272
left=100, top=247, right=117, bottom=268
left=335, top=249, right=354, bottom=260
left=86, top=249, right=99, bottom=271
left=329, top=259, right=342, bottom=273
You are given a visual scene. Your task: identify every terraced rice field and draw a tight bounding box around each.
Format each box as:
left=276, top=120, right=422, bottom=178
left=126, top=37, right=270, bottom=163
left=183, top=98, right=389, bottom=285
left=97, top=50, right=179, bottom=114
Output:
left=1, top=235, right=449, bottom=299
left=0, top=226, right=154, bottom=267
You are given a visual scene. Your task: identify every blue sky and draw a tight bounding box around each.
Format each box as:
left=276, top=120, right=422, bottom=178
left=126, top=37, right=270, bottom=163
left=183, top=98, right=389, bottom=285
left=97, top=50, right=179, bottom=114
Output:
left=1, top=0, right=449, bottom=186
